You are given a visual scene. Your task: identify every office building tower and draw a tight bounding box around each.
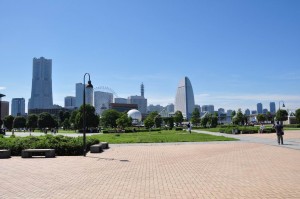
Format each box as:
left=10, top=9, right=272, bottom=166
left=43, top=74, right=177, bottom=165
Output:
left=244, top=109, right=250, bottom=116
left=29, top=57, right=53, bottom=109
left=64, top=96, right=76, bottom=108
left=263, top=109, right=268, bottom=114
left=166, top=103, right=175, bottom=113
left=11, top=98, right=25, bottom=116
left=270, top=102, right=276, bottom=114
left=218, top=108, right=225, bottom=114
left=94, top=91, right=113, bottom=115
left=257, top=103, right=263, bottom=114
left=0, top=101, right=9, bottom=120
left=141, top=83, right=144, bottom=97
left=128, top=96, right=147, bottom=114
left=114, top=98, right=127, bottom=104
left=202, top=105, right=215, bottom=113
left=76, top=83, right=93, bottom=108
left=174, top=76, right=195, bottom=120
left=252, top=110, right=257, bottom=115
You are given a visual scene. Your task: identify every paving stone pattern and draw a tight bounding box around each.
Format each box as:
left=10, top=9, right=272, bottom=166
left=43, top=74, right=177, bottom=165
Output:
left=1, top=131, right=300, bottom=198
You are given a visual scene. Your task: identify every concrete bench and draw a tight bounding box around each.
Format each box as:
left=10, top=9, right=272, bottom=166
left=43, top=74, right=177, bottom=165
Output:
left=22, top=149, right=55, bottom=158
left=0, top=149, right=11, bottom=159
left=101, top=142, right=109, bottom=149
left=90, top=143, right=103, bottom=153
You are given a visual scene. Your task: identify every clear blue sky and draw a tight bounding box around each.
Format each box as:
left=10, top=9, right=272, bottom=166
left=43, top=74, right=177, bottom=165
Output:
left=1, top=0, right=300, bottom=113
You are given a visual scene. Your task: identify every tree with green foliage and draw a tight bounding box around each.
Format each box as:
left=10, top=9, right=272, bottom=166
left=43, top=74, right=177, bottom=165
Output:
left=191, top=108, right=200, bottom=126
left=75, top=104, right=100, bottom=130
left=265, top=111, right=274, bottom=123
left=295, top=109, right=300, bottom=124
left=208, top=113, right=218, bottom=128
left=100, top=109, right=120, bottom=128
left=257, top=114, right=266, bottom=123
left=231, top=110, right=236, bottom=119
left=13, top=116, right=27, bottom=129
left=163, top=117, right=174, bottom=129
left=116, top=113, right=132, bottom=129
left=69, top=110, right=79, bottom=129
left=27, top=114, right=38, bottom=131
left=174, top=111, right=183, bottom=126
left=201, top=114, right=209, bottom=128
left=232, top=109, right=244, bottom=125
left=62, top=119, right=71, bottom=130
left=3, top=115, right=14, bottom=130
left=144, top=116, right=155, bottom=129
left=275, top=109, right=288, bottom=122
left=154, top=115, right=163, bottom=128
left=38, top=112, right=57, bottom=129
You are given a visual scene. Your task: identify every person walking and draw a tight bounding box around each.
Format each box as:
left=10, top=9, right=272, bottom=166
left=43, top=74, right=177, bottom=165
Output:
left=259, top=123, right=265, bottom=133
left=274, top=121, right=284, bottom=145
left=187, top=122, right=191, bottom=134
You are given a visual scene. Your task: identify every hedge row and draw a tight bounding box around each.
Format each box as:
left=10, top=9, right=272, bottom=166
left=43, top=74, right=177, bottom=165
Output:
left=0, top=135, right=99, bottom=156
left=219, top=126, right=276, bottom=134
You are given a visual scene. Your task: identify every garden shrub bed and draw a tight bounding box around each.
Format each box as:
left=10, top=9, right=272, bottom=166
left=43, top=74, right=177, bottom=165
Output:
left=0, top=135, right=99, bottom=156
left=219, top=126, right=275, bottom=134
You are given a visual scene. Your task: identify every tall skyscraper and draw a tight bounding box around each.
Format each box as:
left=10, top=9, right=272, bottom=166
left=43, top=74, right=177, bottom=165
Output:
left=270, top=102, right=276, bottom=114
left=141, top=83, right=144, bottom=97
left=76, top=83, right=93, bottom=108
left=11, top=98, right=25, bottom=116
left=257, top=103, right=263, bottom=114
left=94, top=91, right=113, bottom=115
left=218, top=108, right=225, bottom=114
left=202, top=105, right=215, bottom=113
left=0, top=101, right=9, bottom=120
left=244, top=109, right=250, bottom=116
left=29, top=57, right=53, bottom=109
left=64, top=96, right=76, bottom=108
left=174, top=76, right=195, bottom=120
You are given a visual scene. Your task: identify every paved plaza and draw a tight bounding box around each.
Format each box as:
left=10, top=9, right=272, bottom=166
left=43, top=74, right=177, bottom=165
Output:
left=1, top=131, right=300, bottom=199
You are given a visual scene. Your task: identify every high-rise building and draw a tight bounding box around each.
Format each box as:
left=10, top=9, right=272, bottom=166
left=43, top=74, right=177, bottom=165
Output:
left=174, top=76, right=195, bottom=120
left=252, top=110, right=257, bottom=115
left=29, top=57, right=53, bottom=110
left=94, top=91, right=113, bottom=115
left=270, top=102, right=276, bottom=114
left=11, top=98, right=25, bottom=116
left=257, top=103, right=263, bottom=114
left=141, top=83, right=144, bottom=97
left=166, top=103, right=174, bottom=113
left=64, top=96, right=76, bottom=108
left=195, top=104, right=201, bottom=112
left=218, top=108, right=225, bottom=114
left=202, top=105, right=215, bottom=113
left=0, top=101, right=9, bottom=120
left=76, top=83, right=93, bottom=108
left=128, top=96, right=147, bottom=114
left=263, top=109, right=268, bottom=114
left=244, top=109, right=250, bottom=116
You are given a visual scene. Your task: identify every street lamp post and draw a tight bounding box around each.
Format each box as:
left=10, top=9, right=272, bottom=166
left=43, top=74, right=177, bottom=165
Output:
left=83, top=73, right=93, bottom=157
left=0, top=94, right=6, bottom=133
left=278, top=101, right=285, bottom=110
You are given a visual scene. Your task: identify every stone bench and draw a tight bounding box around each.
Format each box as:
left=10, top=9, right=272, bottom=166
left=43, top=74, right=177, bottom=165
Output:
left=0, top=149, right=11, bottom=159
left=22, top=149, right=55, bottom=158
left=90, top=143, right=103, bottom=153
left=101, top=142, right=109, bottom=149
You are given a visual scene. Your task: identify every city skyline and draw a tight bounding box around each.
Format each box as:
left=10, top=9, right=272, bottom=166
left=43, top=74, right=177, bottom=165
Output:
left=1, top=1, right=300, bottom=112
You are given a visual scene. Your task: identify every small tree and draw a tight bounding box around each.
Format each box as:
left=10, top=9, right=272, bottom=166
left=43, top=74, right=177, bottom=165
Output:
left=75, top=105, right=100, bottom=130
left=69, top=110, right=79, bottom=129
left=174, top=111, right=183, bottom=126
left=295, top=109, right=300, bottom=124
left=13, top=116, right=27, bottom=129
left=116, top=113, right=132, bottom=129
left=3, top=115, right=14, bottom=131
left=38, top=112, right=57, bottom=129
left=201, top=114, right=209, bottom=128
left=27, top=114, right=38, bottom=131
left=144, top=117, right=155, bottom=129
left=100, top=109, right=121, bottom=128
left=191, top=108, right=200, bottom=126
left=257, top=114, right=266, bottom=123
left=275, top=109, right=288, bottom=122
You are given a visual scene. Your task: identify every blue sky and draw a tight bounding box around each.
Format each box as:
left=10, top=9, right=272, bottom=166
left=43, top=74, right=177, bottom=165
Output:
left=0, top=0, right=300, bottom=113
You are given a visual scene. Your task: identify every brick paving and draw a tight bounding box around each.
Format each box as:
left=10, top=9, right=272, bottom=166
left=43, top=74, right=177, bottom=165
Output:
left=1, top=132, right=300, bottom=198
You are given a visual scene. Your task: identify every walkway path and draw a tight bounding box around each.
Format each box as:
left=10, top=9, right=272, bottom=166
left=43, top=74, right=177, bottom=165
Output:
left=1, top=130, right=300, bottom=198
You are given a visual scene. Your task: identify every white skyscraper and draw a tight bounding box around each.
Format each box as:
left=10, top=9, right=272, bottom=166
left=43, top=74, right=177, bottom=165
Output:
left=29, top=57, right=53, bottom=109
left=76, top=83, right=93, bottom=108
left=174, top=76, right=195, bottom=120
left=11, top=98, right=25, bottom=116
left=94, top=91, right=113, bottom=115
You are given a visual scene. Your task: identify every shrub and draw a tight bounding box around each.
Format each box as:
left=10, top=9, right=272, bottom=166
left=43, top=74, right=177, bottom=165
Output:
left=0, top=135, right=99, bottom=156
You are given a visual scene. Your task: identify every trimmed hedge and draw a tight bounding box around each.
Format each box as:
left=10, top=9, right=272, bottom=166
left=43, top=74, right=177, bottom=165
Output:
left=219, top=126, right=276, bottom=134
left=0, top=135, right=99, bottom=156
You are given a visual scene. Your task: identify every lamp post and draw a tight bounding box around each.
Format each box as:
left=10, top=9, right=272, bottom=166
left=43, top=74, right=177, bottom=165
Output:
left=0, top=94, right=5, bottom=133
left=83, top=73, right=93, bottom=157
left=278, top=101, right=285, bottom=110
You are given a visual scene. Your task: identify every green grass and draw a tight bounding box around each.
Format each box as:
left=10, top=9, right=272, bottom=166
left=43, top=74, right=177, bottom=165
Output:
left=91, top=130, right=238, bottom=144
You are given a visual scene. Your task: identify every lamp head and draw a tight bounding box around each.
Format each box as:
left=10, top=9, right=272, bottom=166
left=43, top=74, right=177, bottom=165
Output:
left=86, top=80, right=93, bottom=88
left=0, top=94, right=5, bottom=98
left=282, top=103, right=285, bottom=108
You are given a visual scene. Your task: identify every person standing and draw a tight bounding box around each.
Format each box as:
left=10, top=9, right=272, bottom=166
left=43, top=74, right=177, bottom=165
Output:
left=259, top=123, right=265, bottom=133
left=275, top=121, right=284, bottom=145
left=187, top=122, right=191, bottom=134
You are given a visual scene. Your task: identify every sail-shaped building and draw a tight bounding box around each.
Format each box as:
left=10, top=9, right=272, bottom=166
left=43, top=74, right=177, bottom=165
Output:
left=174, top=76, right=195, bottom=120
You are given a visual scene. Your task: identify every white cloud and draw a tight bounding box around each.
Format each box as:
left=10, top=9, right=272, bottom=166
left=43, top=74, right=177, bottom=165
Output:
left=0, top=87, right=6, bottom=90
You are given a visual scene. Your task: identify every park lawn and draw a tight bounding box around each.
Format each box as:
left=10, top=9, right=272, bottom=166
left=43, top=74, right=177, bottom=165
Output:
left=91, top=130, right=238, bottom=144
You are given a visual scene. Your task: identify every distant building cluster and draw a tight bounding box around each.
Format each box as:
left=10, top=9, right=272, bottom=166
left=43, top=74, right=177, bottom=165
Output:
left=0, top=56, right=288, bottom=122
